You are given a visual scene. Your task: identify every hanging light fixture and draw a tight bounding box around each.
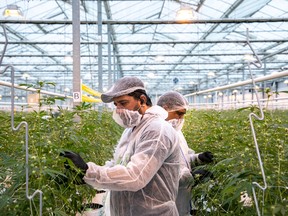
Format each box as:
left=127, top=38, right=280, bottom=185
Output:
left=207, top=71, right=216, bottom=77
left=22, top=73, right=30, bottom=80
left=64, top=87, right=70, bottom=93
left=3, top=5, right=23, bottom=17
left=154, top=55, right=165, bottom=62
left=243, top=54, right=256, bottom=62
left=64, top=52, right=73, bottom=62
left=147, top=72, right=155, bottom=78
left=176, top=5, right=195, bottom=21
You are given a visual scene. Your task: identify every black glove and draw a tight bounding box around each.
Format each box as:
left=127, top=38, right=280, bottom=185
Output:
left=191, top=169, right=214, bottom=185
left=60, top=150, right=88, bottom=173
left=54, top=160, right=86, bottom=185
left=198, top=151, right=213, bottom=163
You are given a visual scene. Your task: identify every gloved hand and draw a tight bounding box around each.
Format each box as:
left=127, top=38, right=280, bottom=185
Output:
left=191, top=169, right=214, bottom=185
left=60, top=150, right=88, bottom=173
left=54, top=160, right=86, bottom=185
left=198, top=151, right=213, bottom=163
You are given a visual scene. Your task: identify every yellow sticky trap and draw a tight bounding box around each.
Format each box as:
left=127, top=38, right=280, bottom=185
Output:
left=81, top=84, right=102, bottom=98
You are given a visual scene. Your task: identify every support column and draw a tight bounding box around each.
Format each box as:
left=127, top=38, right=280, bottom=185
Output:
left=72, top=0, right=81, bottom=107
left=98, top=0, right=103, bottom=92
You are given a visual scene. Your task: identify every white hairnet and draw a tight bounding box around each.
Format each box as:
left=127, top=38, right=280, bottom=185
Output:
left=101, top=76, right=146, bottom=103
left=157, top=91, right=189, bottom=112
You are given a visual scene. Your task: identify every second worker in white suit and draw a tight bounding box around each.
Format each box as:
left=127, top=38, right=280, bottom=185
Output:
left=157, top=91, right=214, bottom=216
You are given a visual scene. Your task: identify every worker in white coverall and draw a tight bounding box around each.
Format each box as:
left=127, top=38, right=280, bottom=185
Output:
left=157, top=91, right=214, bottom=216
left=61, top=77, right=180, bottom=216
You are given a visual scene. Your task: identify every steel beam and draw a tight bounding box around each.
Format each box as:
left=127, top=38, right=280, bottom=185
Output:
left=1, top=17, right=288, bottom=25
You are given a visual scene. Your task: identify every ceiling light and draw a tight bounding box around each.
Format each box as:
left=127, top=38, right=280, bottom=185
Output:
left=22, top=73, right=30, bottom=79
left=284, top=80, right=288, bottom=84
left=64, top=87, right=70, bottom=92
left=243, top=54, right=256, bottom=62
left=3, top=5, right=23, bottom=17
left=176, top=5, right=195, bottom=21
left=189, top=81, right=197, bottom=85
left=64, top=52, right=73, bottom=62
left=147, top=72, right=155, bottom=78
left=208, top=71, right=215, bottom=77
left=154, top=55, right=165, bottom=62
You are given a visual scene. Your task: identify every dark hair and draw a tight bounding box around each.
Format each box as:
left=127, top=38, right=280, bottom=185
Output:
left=128, top=89, right=152, bottom=106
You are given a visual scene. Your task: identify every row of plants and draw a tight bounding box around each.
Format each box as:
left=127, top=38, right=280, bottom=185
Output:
left=184, top=108, right=288, bottom=215
left=0, top=82, right=287, bottom=215
left=0, top=91, right=123, bottom=215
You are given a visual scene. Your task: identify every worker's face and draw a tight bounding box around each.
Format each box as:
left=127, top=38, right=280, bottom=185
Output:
left=112, top=95, right=143, bottom=128
left=113, top=95, right=141, bottom=112
left=166, top=109, right=186, bottom=121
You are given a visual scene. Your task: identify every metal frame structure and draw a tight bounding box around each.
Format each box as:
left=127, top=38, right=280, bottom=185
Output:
left=0, top=0, right=288, bottom=102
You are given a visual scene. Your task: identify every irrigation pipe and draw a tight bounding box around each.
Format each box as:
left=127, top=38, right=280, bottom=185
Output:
left=189, top=96, right=288, bottom=105
left=0, top=80, right=73, bottom=98
left=184, top=70, right=288, bottom=97
left=0, top=25, right=43, bottom=216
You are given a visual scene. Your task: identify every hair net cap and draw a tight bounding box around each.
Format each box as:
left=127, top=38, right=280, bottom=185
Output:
left=157, top=91, right=189, bottom=112
left=101, top=76, right=146, bottom=103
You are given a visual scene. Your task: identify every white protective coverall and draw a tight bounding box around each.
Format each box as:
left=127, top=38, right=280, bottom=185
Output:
left=84, top=106, right=180, bottom=216
left=176, top=130, right=200, bottom=216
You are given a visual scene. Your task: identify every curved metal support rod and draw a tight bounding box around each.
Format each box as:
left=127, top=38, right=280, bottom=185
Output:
left=245, top=28, right=267, bottom=216
left=245, top=28, right=262, bottom=68
left=0, top=25, right=43, bottom=216
left=247, top=65, right=267, bottom=192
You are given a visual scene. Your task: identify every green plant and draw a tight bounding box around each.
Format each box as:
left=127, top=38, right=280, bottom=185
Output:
left=184, top=109, right=288, bottom=216
left=0, top=100, right=123, bottom=215
left=1, top=81, right=287, bottom=215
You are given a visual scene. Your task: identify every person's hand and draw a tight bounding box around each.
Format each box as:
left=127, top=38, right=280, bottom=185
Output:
left=60, top=151, right=88, bottom=173
left=54, top=159, right=87, bottom=185
left=198, top=151, right=213, bottom=163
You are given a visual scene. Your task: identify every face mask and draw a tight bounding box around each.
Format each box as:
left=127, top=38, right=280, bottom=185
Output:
left=168, top=118, right=184, bottom=131
left=112, top=108, right=142, bottom=128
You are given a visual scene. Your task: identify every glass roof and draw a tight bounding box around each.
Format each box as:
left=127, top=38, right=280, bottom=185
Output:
left=1, top=0, right=288, bottom=99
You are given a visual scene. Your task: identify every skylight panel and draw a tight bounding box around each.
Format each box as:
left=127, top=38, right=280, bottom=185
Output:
left=199, top=5, right=223, bottom=19
left=256, top=4, right=286, bottom=17
left=200, top=0, right=232, bottom=18
left=229, top=0, right=271, bottom=18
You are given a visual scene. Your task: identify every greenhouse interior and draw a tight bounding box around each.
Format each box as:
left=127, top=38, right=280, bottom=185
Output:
left=0, top=0, right=287, bottom=216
